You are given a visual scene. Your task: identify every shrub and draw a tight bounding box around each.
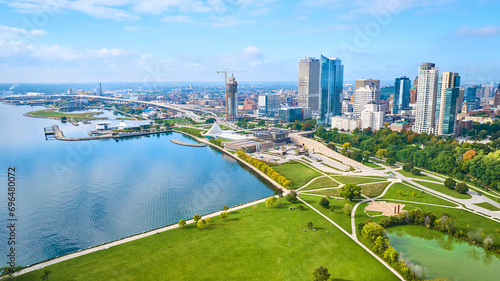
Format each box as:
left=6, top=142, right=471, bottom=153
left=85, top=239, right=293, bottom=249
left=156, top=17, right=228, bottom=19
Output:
left=297, top=205, right=305, bottom=210
left=361, top=222, right=385, bottom=242
left=411, top=168, right=421, bottom=175
left=286, top=191, right=298, bottom=204
left=307, top=221, right=313, bottom=229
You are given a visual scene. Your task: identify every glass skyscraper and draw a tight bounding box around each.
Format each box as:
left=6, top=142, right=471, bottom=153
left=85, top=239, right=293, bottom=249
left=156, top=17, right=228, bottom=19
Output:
left=393, top=76, right=411, bottom=114
left=319, top=55, right=343, bottom=123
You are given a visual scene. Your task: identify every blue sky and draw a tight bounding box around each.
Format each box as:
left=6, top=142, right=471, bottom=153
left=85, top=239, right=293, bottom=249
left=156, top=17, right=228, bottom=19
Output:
left=0, top=0, right=499, bottom=84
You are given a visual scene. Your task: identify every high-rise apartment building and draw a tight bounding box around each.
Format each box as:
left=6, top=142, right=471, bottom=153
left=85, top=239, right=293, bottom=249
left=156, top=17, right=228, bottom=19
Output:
left=353, top=79, right=380, bottom=117
left=298, top=57, right=320, bottom=112
left=319, top=55, right=344, bottom=122
left=414, top=63, right=439, bottom=134
left=226, top=76, right=238, bottom=121
left=436, top=72, right=460, bottom=136
left=361, top=102, right=384, bottom=131
left=393, top=77, right=411, bottom=114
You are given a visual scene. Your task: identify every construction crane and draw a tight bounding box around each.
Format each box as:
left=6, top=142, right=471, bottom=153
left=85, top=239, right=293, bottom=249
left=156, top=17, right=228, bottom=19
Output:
left=216, top=69, right=246, bottom=121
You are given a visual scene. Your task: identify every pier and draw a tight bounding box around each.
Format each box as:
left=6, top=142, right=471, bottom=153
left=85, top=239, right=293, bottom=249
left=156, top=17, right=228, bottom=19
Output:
left=171, top=138, right=206, bottom=147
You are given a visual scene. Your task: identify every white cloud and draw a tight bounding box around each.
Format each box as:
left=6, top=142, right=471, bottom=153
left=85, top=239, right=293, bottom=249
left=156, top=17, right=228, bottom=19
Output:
left=456, top=26, right=500, bottom=37
left=162, top=15, right=195, bottom=23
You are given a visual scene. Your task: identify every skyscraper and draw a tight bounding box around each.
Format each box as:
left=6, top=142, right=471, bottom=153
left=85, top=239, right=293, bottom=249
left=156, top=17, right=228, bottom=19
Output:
left=436, top=72, right=460, bottom=136
left=353, top=79, right=380, bottom=117
left=226, top=76, right=238, bottom=121
left=393, top=77, right=411, bottom=114
left=414, top=63, right=439, bottom=134
left=258, top=93, right=281, bottom=117
left=298, top=57, right=320, bottom=112
left=319, top=55, right=344, bottom=122
left=494, top=84, right=500, bottom=107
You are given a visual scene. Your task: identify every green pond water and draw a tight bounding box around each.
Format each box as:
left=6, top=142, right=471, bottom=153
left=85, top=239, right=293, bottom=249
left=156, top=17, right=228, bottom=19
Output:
left=387, top=225, right=500, bottom=281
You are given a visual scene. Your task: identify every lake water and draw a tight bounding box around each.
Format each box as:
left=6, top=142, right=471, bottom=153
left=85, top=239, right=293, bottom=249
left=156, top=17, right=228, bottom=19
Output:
left=387, top=225, right=500, bottom=281
left=0, top=104, right=274, bottom=266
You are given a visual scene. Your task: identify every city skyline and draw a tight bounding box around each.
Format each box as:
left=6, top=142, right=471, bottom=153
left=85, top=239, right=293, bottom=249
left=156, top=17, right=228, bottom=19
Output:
left=0, top=0, right=499, bottom=83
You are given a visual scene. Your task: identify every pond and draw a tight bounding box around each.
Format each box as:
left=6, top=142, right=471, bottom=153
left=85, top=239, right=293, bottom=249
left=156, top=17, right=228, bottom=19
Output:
left=387, top=225, right=500, bottom=281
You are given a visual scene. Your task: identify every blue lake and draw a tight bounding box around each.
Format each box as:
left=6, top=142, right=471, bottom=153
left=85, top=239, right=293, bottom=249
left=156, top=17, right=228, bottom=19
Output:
left=0, top=104, right=274, bottom=266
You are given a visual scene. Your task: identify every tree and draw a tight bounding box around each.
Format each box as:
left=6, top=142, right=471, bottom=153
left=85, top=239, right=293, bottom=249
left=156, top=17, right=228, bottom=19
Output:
left=376, top=149, right=388, bottom=159
left=265, top=197, right=277, bottom=207
left=205, top=118, right=216, bottom=124
left=403, top=163, right=414, bottom=172
left=462, top=150, right=477, bottom=161
left=398, top=190, right=403, bottom=196
left=319, top=197, right=330, bottom=208
left=205, top=217, right=212, bottom=225
left=342, top=142, right=351, bottom=151
left=330, top=205, right=335, bottom=212
left=307, top=221, right=313, bottom=229
left=178, top=219, right=186, bottom=227
left=313, top=266, right=331, bottom=281
left=343, top=204, right=352, bottom=217
left=411, top=191, right=417, bottom=198
left=411, top=168, right=421, bottom=175
left=383, top=246, right=399, bottom=263
left=193, top=214, right=201, bottom=222
left=386, top=158, right=396, bottom=166
left=197, top=219, right=204, bottom=229
left=372, top=236, right=389, bottom=254
left=339, top=183, right=361, bottom=202
left=223, top=206, right=229, bottom=211
left=456, top=183, right=469, bottom=194
left=220, top=212, right=228, bottom=220
left=362, top=151, right=371, bottom=162
left=444, top=178, right=456, bottom=190
left=286, top=191, right=298, bottom=203
left=361, top=222, right=385, bottom=242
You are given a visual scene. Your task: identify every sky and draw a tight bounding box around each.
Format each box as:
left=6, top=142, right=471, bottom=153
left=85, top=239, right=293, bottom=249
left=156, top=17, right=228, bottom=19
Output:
left=0, top=0, right=499, bottom=84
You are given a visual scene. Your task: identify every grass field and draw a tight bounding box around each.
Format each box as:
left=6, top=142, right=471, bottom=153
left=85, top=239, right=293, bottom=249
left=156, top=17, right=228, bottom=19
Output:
left=333, top=176, right=386, bottom=185
left=413, top=180, right=472, bottom=199
left=300, top=176, right=339, bottom=191
left=360, top=182, right=390, bottom=197
left=306, top=188, right=341, bottom=197
left=397, top=170, right=441, bottom=182
left=273, top=161, right=321, bottom=189
left=164, top=118, right=190, bottom=124
left=381, top=183, right=457, bottom=207
left=474, top=202, right=500, bottom=211
left=300, top=195, right=354, bottom=233
left=28, top=109, right=104, bottom=121
left=363, top=161, right=381, bottom=168
left=13, top=198, right=399, bottom=281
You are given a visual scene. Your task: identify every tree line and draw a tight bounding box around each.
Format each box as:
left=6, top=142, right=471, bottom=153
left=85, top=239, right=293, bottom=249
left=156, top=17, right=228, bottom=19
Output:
left=315, top=126, right=500, bottom=190
left=237, top=150, right=291, bottom=189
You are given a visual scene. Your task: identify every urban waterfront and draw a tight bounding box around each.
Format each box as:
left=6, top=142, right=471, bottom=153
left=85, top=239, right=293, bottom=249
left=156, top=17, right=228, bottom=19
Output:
left=0, top=103, right=274, bottom=266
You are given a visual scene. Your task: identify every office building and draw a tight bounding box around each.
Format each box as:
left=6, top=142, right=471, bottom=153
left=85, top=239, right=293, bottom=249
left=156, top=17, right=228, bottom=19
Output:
left=393, top=77, right=411, bottom=114
left=353, top=79, right=380, bottom=117
left=494, top=84, right=500, bottom=107
left=226, top=76, right=238, bottom=121
left=279, top=107, right=303, bottom=123
left=361, top=102, right=384, bottom=131
left=414, top=63, right=439, bottom=134
left=342, top=100, right=353, bottom=114
left=298, top=57, right=320, bottom=112
left=258, top=93, right=281, bottom=117
left=436, top=72, right=460, bottom=136
left=320, top=55, right=344, bottom=122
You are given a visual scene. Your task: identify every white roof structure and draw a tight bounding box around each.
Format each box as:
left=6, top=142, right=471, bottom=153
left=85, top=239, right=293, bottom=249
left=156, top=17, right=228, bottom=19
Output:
left=205, top=122, right=248, bottom=141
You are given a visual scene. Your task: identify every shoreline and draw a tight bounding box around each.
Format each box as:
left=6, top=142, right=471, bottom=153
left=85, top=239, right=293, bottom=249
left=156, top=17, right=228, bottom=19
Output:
left=11, top=130, right=286, bottom=278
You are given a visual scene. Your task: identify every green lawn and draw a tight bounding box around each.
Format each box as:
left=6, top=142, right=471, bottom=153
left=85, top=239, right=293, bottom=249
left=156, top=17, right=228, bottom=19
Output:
left=300, top=195, right=354, bottom=233
left=306, top=188, right=341, bottom=197
left=381, top=183, right=457, bottom=207
left=164, top=118, right=190, bottom=124
left=28, top=109, right=104, bottom=121
left=413, top=180, right=472, bottom=199
left=363, top=161, right=381, bottom=168
left=360, top=182, right=390, bottom=197
left=273, top=161, right=321, bottom=189
left=397, top=170, right=441, bottom=182
left=300, top=176, right=339, bottom=191
left=13, top=198, right=399, bottom=281
left=333, top=176, right=386, bottom=185
left=474, top=202, right=500, bottom=211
